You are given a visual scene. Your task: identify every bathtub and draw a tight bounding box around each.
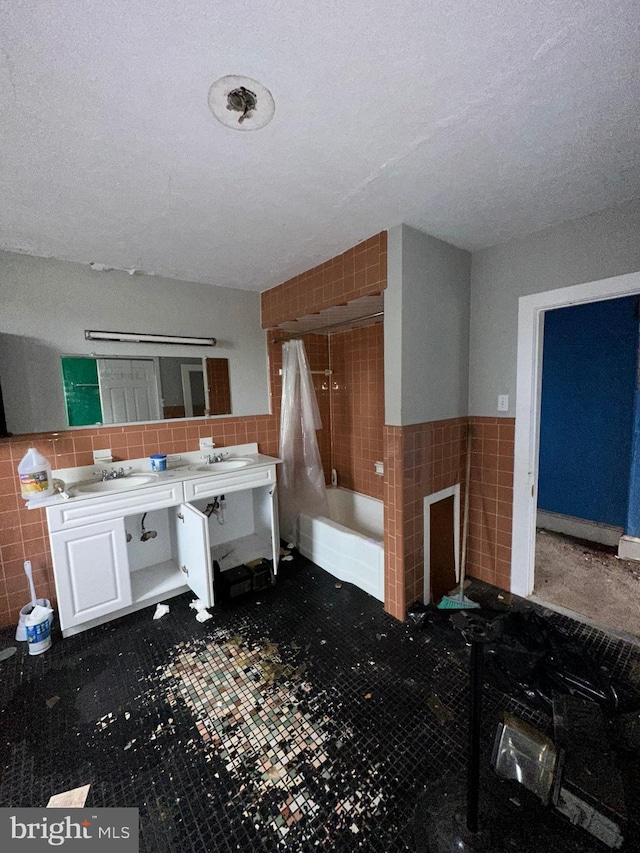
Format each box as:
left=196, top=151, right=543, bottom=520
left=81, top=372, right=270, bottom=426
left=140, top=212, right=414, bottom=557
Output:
left=297, top=487, right=384, bottom=602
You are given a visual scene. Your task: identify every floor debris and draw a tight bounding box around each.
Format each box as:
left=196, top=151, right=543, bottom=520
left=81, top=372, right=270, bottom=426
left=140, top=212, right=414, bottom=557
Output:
left=190, top=599, right=213, bottom=622
left=46, top=784, right=91, bottom=808
left=2, top=554, right=639, bottom=852
left=153, top=628, right=387, bottom=843
left=153, top=603, right=170, bottom=620
left=426, top=693, right=454, bottom=725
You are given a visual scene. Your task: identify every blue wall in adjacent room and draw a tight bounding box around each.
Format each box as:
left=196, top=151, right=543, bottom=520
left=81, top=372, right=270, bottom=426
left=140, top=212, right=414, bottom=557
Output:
left=538, top=295, right=638, bottom=527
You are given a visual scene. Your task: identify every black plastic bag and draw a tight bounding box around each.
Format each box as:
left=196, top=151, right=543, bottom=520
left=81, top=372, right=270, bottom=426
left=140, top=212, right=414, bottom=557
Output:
left=484, top=610, right=621, bottom=714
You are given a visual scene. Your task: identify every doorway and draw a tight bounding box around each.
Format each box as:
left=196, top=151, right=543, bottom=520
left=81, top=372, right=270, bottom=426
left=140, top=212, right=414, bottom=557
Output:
left=512, top=271, right=640, bottom=632
left=181, top=364, right=206, bottom=417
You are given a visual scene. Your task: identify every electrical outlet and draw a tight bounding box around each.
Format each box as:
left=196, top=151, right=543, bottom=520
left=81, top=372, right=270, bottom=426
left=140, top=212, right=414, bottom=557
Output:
left=497, top=394, right=509, bottom=412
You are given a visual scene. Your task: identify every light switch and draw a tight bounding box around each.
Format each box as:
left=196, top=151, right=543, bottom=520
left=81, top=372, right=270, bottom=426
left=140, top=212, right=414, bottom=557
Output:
left=497, top=394, right=509, bottom=412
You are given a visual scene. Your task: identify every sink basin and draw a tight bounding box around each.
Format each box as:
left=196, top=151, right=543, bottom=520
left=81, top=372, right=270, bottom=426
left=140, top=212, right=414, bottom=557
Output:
left=74, top=474, right=159, bottom=494
left=188, top=458, right=252, bottom=473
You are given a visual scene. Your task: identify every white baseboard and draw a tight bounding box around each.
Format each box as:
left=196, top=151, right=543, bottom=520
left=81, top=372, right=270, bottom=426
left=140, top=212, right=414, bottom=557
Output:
left=536, top=510, right=622, bottom=548
left=618, top=535, right=640, bottom=562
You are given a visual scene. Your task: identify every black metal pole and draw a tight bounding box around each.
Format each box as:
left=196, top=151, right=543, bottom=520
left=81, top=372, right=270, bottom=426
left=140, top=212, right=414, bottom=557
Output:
left=466, top=638, right=483, bottom=834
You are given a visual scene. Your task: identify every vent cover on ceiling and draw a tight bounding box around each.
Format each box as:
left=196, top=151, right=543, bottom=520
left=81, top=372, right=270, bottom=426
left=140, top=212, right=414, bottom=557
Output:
left=208, top=75, right=275, bottom=131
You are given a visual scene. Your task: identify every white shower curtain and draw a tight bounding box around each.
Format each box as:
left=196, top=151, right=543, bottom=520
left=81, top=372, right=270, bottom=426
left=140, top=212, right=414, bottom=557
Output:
left=278, top=340, right=329, bottom=544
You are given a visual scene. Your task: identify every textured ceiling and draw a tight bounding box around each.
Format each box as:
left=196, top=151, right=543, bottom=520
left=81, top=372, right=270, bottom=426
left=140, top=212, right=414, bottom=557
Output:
left=1, top=1, right=639, bottom=292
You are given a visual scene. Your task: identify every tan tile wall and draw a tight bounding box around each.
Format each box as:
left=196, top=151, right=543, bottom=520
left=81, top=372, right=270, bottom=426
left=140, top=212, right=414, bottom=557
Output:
left=465, top=417, right=515, bottom=591
left=0, top=413, right=278, bottom=628
left=264, top=232, right=387, bottom=502
left=384, top=420, right=468, bottom=621
left=329, top=324, right=384, bottom=500
left=269, top=325, right=385, bottom=501
left=261, top=232, right=387, bottom=328
left=401, top=419, right=469, bottom=609
left=383, top=425, right=405, bottom=620
left=382, top=417, right=515, bottom=621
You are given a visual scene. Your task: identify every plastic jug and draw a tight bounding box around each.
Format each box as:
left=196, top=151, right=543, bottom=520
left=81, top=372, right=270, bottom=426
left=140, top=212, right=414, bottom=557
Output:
left=25, top=603, right=54, bottom=655
left=18, top=447, right=54, bottom=500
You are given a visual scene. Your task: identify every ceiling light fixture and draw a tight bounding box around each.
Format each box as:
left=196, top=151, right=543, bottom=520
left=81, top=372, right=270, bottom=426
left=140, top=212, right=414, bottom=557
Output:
left=85, top=330, right=217, bottom=346
left=208, top=75, right=275, bottom=131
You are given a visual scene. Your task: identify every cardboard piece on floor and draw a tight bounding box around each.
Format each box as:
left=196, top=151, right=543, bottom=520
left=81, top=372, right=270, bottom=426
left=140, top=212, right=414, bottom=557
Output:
left=47, top=784, right=90, bottom=808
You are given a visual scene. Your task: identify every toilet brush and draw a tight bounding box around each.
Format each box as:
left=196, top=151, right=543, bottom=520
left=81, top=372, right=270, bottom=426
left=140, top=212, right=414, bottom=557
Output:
left=25, top=559, right=36, bottom=607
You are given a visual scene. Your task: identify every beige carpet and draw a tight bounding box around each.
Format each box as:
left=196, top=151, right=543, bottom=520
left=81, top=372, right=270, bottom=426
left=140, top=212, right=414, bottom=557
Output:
left=534, top=528, right=640, bottom=638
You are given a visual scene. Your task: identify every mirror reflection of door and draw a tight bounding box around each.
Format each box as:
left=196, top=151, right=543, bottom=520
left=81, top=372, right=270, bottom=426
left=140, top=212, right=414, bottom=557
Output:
left=97, top=359, right=161, bottom=423
left=181, top=364, right=206, bottom=417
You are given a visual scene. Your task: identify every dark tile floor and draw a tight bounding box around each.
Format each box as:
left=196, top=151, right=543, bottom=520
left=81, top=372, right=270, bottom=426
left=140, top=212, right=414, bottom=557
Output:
left=1, top=552, right=639, bottom=852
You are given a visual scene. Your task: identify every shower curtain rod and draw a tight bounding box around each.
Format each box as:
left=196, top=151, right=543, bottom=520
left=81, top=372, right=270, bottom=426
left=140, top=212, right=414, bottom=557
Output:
left=271, top=311, right=384, bottom=344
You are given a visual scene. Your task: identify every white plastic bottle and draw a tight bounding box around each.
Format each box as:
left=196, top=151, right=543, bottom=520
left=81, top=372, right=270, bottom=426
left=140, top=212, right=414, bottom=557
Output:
left=18, top=447, right=54, bottom=500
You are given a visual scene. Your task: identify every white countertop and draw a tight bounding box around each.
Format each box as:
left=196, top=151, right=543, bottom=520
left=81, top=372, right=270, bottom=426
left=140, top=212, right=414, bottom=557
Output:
left=27, top=443, right=282, bottom=509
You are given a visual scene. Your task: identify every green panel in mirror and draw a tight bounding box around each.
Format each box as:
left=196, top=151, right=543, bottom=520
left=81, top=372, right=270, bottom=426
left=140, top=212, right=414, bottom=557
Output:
left=61, top=357, right=102, bottom=426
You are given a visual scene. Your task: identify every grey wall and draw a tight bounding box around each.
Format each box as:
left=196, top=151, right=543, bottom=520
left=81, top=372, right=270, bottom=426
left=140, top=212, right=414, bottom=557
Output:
left=469, top=198, right=640, bottom=417
left=0, top=250, right=269, bottom=433
left=385, top=224, right=471, bottom=426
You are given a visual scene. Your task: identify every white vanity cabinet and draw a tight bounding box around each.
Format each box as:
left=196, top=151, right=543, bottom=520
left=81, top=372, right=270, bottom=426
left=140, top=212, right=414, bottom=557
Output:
left=183, top=462, right=280, bottom=573
left=50, top=517, right=132, bottom=627
left=45, top=457, right=280, bottom=637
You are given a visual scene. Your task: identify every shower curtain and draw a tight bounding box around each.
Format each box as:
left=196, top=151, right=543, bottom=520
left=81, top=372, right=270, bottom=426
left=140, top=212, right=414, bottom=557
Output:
left=278, top=340, right=329, bottom=544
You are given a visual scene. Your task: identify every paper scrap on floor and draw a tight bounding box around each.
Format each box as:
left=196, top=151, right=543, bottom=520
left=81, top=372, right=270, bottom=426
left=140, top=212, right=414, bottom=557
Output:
left=190, top=599, right=213, bottom=622
left=47, top=784, right=91, bottom=808
left=153, top=603, right=170, bottom=620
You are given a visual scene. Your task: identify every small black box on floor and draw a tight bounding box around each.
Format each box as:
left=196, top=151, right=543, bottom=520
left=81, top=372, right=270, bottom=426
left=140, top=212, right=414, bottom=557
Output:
left=217, top=564, right=253, bottom=600
left=247, top=558, right=273, bottom=591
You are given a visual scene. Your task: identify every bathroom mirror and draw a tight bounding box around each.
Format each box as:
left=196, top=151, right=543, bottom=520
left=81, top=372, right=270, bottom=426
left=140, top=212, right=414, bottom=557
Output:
left=61, top=355, right=231, bottom=426
left=0, top=331, right=242, bottom=434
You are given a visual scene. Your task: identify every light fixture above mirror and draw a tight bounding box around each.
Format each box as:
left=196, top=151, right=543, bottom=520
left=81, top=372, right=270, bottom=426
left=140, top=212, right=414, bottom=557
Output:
left=84, top=330, right=217, bottom=346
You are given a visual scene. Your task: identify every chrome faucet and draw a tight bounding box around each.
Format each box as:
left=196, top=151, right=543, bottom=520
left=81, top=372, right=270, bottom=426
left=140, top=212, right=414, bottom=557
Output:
left=100, top=467, right=128, bottom=481
left=201, top=452, right=227, bottom=464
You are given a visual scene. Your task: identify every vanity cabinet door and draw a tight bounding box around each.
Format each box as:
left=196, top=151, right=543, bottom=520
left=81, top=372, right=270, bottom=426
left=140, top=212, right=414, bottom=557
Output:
left=269, top=484, right=280, bottom=575
left=174, top=503, right=214, bottom=608
left=51, top=518, right=132, bottom=631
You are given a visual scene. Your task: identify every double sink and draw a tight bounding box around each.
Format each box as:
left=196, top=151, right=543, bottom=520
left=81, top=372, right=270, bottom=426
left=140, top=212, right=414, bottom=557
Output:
left=72, top=458, right=254, bottom=496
